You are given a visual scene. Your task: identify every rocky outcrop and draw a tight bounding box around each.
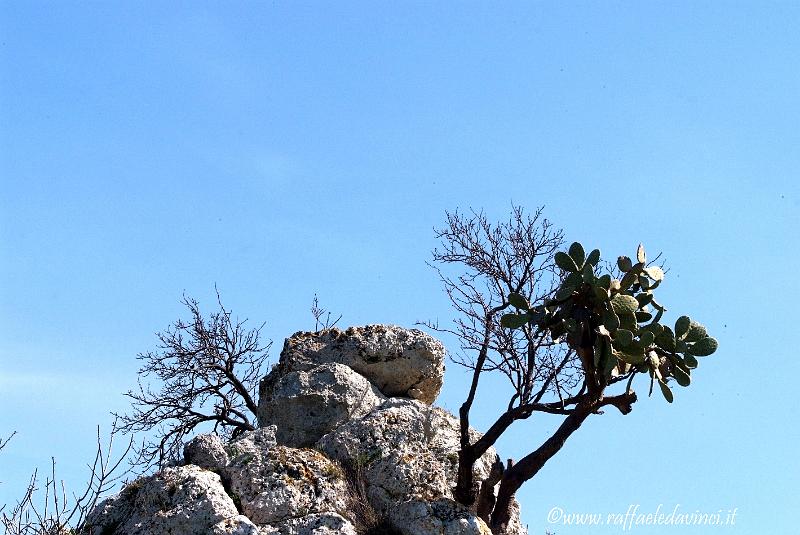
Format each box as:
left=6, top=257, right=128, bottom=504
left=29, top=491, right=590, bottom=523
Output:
left=83, top=465, right=257, bottom=535
left=259, top=325, right=445, bottom=408
left=259, top=512, right=358, bottom=535
left=223, top=433, right=349, bottom=525
left=389, top=499, right=493, bottom=535
left=315, top=398, right=497, bottom=513
left=184, top=433, right=229, bottom=470
left=258, top=362, right=385, bottom=447
left=87, top=325, right=526, bottom=535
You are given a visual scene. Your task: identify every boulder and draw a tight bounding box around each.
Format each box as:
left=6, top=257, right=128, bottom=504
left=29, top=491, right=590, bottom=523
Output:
left=184, top=433, right=229, bottom=469
left=213, top=516, right=261, bottom=535
left=259, top=512, right=358, bottom=535
left=315, top=398, right=495, bottom=512
left=389, top=499, right=492, bottom=535
left=83, top=465, right=249, bottom=535
left=315, top=398, right=527, bottom=535
left=259, top=325, right=445, bottom=407
left=222, top=433, right=349, bottom=525
left=258, top=362, right=385, bottom=447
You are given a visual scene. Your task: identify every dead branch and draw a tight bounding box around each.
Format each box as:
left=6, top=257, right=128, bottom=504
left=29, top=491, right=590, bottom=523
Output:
left=113, top=290, right=271, bottom=471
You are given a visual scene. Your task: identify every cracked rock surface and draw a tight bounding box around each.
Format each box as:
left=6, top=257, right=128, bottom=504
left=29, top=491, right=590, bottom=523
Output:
left=223, top=434, right=349, bottom=525
left=259, top=325, right=445, bottom=406
left=258, top=362, right=385, bottom=447
left=83, top=465, right=252, bottom=535
left=315, top=398, right=497, bottom=512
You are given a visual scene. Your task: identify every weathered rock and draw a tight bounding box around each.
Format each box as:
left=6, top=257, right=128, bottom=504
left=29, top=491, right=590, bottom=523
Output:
left=224, top=426, right=278, bottom=464
left=86, top=322, right=531, bottom=535
left=223, top=434, right=349, bottom=525
left=213, top=515, right=261, bottom=535
left=259, top=512, right=358, bottom=535
left=259, top=325, right=445, bottom=407
left=389, top=499, right=492, bottom=535
left=185, top=433, right=230, bottom=469
left=315, top=398, right=496, bottom=512
left=258, top=362, right=385, bottom=447
left=83, top=465, right=245, bottom=535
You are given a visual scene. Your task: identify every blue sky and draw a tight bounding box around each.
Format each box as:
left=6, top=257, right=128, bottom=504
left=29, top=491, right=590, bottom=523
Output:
left=1, top=2, right=798, bottom=533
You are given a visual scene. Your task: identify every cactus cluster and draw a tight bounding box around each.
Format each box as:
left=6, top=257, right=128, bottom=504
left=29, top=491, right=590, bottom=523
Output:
left=500, top=242, right=718, bottom=402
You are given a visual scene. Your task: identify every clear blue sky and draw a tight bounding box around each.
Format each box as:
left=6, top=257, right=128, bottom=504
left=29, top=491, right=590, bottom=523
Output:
left=1, top=2, right=798, bottom=533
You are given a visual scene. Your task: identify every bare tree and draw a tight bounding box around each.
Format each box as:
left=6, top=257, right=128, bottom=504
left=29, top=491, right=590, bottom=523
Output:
left=114, top=291, right=271, bottom=471
left=1, top=426, right=132, bottom=535
left=424, top=207, right=574, bottom=514
left=427, top=207, right=718, bottom=533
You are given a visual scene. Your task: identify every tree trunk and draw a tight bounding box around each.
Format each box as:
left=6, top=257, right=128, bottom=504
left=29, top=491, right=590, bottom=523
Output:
left=489, top=404, right=594, bottom=532
left=454, top=447, right=478, bottom=505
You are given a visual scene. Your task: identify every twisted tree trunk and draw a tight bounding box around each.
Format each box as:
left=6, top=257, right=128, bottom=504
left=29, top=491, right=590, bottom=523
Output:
left=489, top=404, right=594, bottom=533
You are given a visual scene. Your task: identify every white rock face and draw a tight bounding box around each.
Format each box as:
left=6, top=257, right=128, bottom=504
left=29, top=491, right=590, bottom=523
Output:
left=389, top=499, right=492, bottom=535
left=223, top=436, right=349, bottom=525
left=315, top=398, right=496, bottom=511
left=259, top=512, right=358, bottom=535
left=258, top=362, right=385, bottom=447
left=184, top=433, right=230, bottom=469
left=83, top=465, right=247, bottom=535
left=260, top=325, right=445, bottom=406
left=213, top=515, right=261, bottom=535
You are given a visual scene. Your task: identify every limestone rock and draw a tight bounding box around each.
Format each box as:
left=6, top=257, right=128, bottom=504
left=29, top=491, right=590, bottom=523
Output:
left=223, top=434, right=349, bottom=525
left=258, top=362, right=385, bottom=447
left=83, top=465, right=244, bottom=535
left=259, top=512, right=358, bottom=535
left=184, top=433, right=230, bottom=469
left=389, top=499, right=492, bottom=535
left=259, top=325, right=445, bottom=407
left=86, top=321, right=531, bottom=535
left=315, top=398, right=496, bottom=512
left=213, top=515, right=261, bottom=535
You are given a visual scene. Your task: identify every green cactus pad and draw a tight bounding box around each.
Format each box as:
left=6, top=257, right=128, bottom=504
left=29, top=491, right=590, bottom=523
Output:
left=614, top=329, right=634, bottom=347
left=568, top=242, right=585, bottom=267
left=675, top=316, right=691, bottom=339
left=500, top=313, right=529, bottom=329
left=658, top=380, right=674, bottom=403
left=655, top=327, right=676, bottom=352
left=603, top=308, right=621, bottom=331
left=614, top=348, right=645, bottom=364
left=685, top=321, right=708, bottom=343
left=508, top=292, right=530, bottom=310
left=672, top=365, right=691, bottom=387
left=638, top=330, right=655, bottom=347
left=610, top=294, right=639, bottom=315
left=687, top=337, right=718, bottom=356
left=555, top=251, right=580, bottom=273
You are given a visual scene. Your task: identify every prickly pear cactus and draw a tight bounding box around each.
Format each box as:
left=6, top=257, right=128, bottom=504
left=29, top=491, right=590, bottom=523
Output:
left=500, top=242, right=718, bottom=403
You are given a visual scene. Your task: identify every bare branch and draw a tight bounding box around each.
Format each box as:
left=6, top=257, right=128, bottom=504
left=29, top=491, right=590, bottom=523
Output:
left=1, top=425, right=133, bottom=534
left=311, top=294, right=342, bottom=331
left=113, top=292, right=271, bottom=471
left=425, top=206, right=586, bottom=506
left=0, top=431, right=16, bottom=452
